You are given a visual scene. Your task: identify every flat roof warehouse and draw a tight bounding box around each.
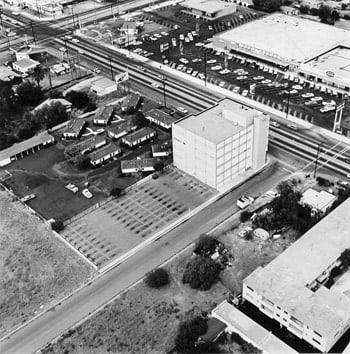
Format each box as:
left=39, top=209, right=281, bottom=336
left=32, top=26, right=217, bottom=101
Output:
left=213, top=13, right=349, bottom=65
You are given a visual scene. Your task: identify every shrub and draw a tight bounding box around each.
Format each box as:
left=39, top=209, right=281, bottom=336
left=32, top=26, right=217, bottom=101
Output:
left=110, top=187, right=123, bottom=197
left=182, top=256, right=221, bottom=290
left=194, top=234, right=217, bottom=256
left=240, top=210, right=251, bottom=223
left=145, top=268, right=170, bottom=288
left=51, top=220, right=64, bottom=232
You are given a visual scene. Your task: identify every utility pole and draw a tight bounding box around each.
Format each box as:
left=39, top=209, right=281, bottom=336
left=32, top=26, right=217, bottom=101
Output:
left=30, top=21, right=36, bottom=45
left=162, top=73, right=167, bottom=108
left=110, top=3, right=114, bottom=18
left=204, top=51, right=207, bottom=87
left=313, top=144, right=322, bottom=179
left=285, top=89, right=291, bottom=120
left=109, top=56, right=114, bottom=80
left=0, top=10, right=3, bottom=33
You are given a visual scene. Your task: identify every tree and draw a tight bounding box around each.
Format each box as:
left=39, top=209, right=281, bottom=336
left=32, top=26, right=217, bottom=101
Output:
left=110, top=187, right=123, bottom=197
left=65, top=90, right=90, bottom=109
left=194, top=234, right=217, bottom=256
left=182, top=256, right=221, bottom=290
left=153, top=161, right=164, bottom=173
left=341, top=3, right=347, bottom=10
left=340, top=249, right=350, bottom=269
left=35, top=101, right=69, bottom=129
left=240, top=210, right=251, bottom=222
left=31, top=65, right=47, bottom=88
left=71, top=154, right=91, bottom=169
left=310, top=7, right=319, bottom=16
left=16, top=81, right=43, bottom=106
left=299, top=5, right=310, bottom=14
left=145, top=268, right=170, bottom=288
left=318, top=4, right=339, bottom=24
left=175, top=317, right=208, bottom=352
left=252, top=0, right=281, bottom=12
left=133, top=111, right=148, bottom=128
left=51, top=220, right=64, bottom=232
left=17, top=127, right=35, bottom=140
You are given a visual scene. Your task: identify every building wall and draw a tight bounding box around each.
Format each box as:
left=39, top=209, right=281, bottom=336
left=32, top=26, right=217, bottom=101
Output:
left=252, top=114, right=269, bottom=169
left=242, top=282, right=350, bottom=352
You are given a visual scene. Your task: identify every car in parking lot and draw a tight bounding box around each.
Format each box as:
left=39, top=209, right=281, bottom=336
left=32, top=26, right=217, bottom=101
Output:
left=261, top=79, right=272, bottom=84
left=211, top=65, right=222, bottom=71
left=179, top=34, right=184, bottom=40
left=320, top=105, right=335, bottom=113
left=219, top=69, right=230, bottom=74
left=72, top=38, right=80, bottom=43
left=311, top=96, right=323, bottom=102
left=178, top=107, right=188, bottom=114
left=195, top=42, right=204, bottom=47
left=237, top=76, right=247, bottom=80
left=198, top=73, right=205, bottom=80
left=301, top=92, right=314, bottom=98
left=177, top=64, right=184, bottom=70
left=186, top=68, right=193, bottom=74
left=232, top=86, right=240, bottom=93
left=219, top=81, right=226, bottom=88
left=179, top=58, right=189, bottom=64
left=292, top=84, right=303, bottom=90
left=192, top=58, right=202, bottom=62
left=184, top=37, right=190, bottom=43
left=161, top=31, right=168, bottom=36
left=270, top=121, right=280, bottom=128
left=65, top=183, right=79, bottom=193
left=82, top=188, right=93, bottom=199
left=59, top=47, right=67, bottom=52
left=208, top=25, right=213, bottom=31
left=151, top=82, right=160, bottom=88
left=253, top=76, right=264, bottom=80
left=191, top=70, right=198, bottom=77
left=287, top=123, right=298, bottom=131
left=242, top=89, right=248, bottom=96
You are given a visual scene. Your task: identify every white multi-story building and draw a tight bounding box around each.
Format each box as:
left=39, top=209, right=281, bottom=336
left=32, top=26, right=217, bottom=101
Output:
left=243, top=198, right=350, bottom=353
left=172, top=98, right=269, bottom=190
left=181, top=0, right=236, bottom=20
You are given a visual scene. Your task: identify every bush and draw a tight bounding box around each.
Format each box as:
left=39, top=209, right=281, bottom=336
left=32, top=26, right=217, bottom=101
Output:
left=175, top=317, right=208, bottom=352
left=340, top=248, right=350, bottom=268
left=66, top=90, right=90, bottom=109
left=299, top=4, right=309, bottom=13
left=17, top=127, right=35, bottom=140
left=316, top=176, right=331, bottom=187
left=110, top=187, right=123, bottom=197
left=51, top=220, right=64, bottom=232
left=145, top=268, right=170, bottom=288
left=84, top=101, right=97, bottom=113
left=182, top=256, right=221, bottom=291
left=16, top=81, right=43, bottom=106
left=240, top=210, right=251, bottom=222
left=194, top=234, right=217, bottom=256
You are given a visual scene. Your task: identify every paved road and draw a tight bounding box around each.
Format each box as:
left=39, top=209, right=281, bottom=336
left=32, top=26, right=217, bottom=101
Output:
left=0, top=159, right=289, bottom=354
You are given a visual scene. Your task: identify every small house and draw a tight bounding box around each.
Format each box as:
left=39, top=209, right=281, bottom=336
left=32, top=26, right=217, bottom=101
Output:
left=93, top=106, right=114, bottom=126
left=121, top=127, right=156, bottom=148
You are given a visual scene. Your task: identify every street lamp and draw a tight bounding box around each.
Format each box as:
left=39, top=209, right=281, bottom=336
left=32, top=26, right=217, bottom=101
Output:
left=285, top=88, right=291, bottom=120
left=162, top=73, right=167, bottom=108
left=109, top=56, right=114, bottom=80
left=313, top=143, right=323, bottom=179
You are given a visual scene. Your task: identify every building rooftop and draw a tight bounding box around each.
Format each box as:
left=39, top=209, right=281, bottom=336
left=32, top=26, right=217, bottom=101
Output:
left=300, top=46, right=350, bottom=88
left=87, top=143, right=120, bottom=161
left=0, top=131, right=54, bottom=161
left=122, top=127, right=155, bottom=144
left=121, top=158, right=158, bottom=170
left=301, top=188, right=336, bottom=211
left=145, top=109, right=176, bottom=126
left=244, top=198, right=350, bottom=338
left=107, top=121, right=137, bottom=135
left=122, top=93, right=141, bottom=108
left=175, top=98, right=262, bottom=144
left=94, top=106, right=114, bottom=122
left=214, top=13, right=349, bottom=64
left=91, top=76, right=116, bottom=90
left=63, top=119, right=86, bottom=135
left=33, top=98, right=72, bottom=113
left=151, top=141, right=172, bottom=153
left=0, top=65, right=18, bottom=81
left=182, top=0, right=234, bottom=14
left=71, top=135, right=106, bottom=152
left=13, top=58, right=40, bottom=69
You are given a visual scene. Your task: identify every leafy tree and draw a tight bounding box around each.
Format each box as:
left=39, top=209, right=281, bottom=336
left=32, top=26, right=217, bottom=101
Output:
left=341, top=3, right=347, bottom=10
left=182, top=256, right=221, bottom=290
left=240, top=210, right=251, bottom=222
left=71, top=154, right=91, bottom=169
left=194, top=234, right=217, bottom=256
left=84, top=101, right=97, bottom=113
left=252, top=0, right=281, bottom=12
left=31, top=65, right=47, bottom=88
left=35, top=101, right=69, bottom=129
left=65, top=90, right=90, bottom=109
left=310, top=7, right=319, bottom=16
left=332, top=187, right=350, bottom=210
left=133, top=111, right=148, bottom=128
left=51, top=220, right=64, bottom=232
left=110, top=187, right=123, bottom=197
left=145, top=268, right=170, bottom=288
left=16, top=81, right=43, bottom=106
left=299, top=5, right=310, bottom=14
left=318, top=4, right=339, bottom=24
left=175, top=317, right=208, bottom=352
left=17, top=127, right=35, bottom=140
left=0, top=82, right=18, bottom=111
left=153, top=161, right=164, bottom=173
left=0, top=132, right=17, bottom=150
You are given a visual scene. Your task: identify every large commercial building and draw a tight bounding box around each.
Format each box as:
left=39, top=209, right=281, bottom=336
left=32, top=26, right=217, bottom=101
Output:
left=242, top=198, right=350, bottom=352
left=212, top=13, right=350, bottom=91
left=181, top=0, right=236, bottom=21
left=172, top=98, right=269, bottom=190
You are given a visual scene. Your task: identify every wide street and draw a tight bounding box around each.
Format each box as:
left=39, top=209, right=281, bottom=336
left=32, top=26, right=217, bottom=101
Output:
left=0, top=156, right=292, bottom=354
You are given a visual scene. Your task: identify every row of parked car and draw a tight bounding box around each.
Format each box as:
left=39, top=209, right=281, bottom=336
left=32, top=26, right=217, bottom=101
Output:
left=65, top=183, right=93, bottom=199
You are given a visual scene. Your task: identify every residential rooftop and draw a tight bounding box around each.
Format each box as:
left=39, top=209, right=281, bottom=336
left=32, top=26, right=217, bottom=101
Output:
left=0, top=131, right=54, bottom=161
left=13, top=58, right=40, bottom=69
left=87, top=143, right=120, bottom=161
left=182, top=0, right=234, bottom=14
left=214, top=13, right=349, bottom=64
left=244, top=198, right=350, bottom=338
left=121, top=157, right=158, bottom=169
left=122, top=127, right=156, bottom=144
left=94, top=106, right=114, bottom=122
left=63, top=119, right=86, bottom=135
left=145, top=109, right=176, bottom=126
left=175, top=98, right=262, bottom=144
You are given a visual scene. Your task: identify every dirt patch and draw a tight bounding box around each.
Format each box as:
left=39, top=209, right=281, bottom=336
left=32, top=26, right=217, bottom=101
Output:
left=42, top=249, right=229, bottom=354
left=0, top=189, right=96, bottom=338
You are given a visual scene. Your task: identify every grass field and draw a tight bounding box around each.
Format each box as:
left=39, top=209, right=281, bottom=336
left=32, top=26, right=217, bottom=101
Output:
left=0, top=189, right=96, bottom=338
left=42, top=248, right=229, bottom=354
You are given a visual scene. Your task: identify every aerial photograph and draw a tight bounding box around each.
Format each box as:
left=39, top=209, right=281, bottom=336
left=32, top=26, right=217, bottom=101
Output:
left=0, top=0, right=350, bottom=352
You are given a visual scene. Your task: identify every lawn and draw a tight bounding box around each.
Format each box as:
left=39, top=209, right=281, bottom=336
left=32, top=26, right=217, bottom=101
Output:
left=0, top=189, right=96, bottom=338
left=42, top=248, right=230, bottom=354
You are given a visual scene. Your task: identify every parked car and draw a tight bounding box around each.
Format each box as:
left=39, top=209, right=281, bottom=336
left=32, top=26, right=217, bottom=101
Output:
left=65, top=183, right=79, bottom=193
left=270, top=121, right=280, bottom=128
left=151, top=82, right=160, bottom=88
left=219, top=81, right=225, bottom=88
left=287, top=123, right=298, bottom=131
left=238, top=226, right=253, bottom=238
left=265, top=190, right=279, bottom=198
left=82, top=189, right=93, bottom=199
left=72, top=38, right=80, bottom=43
left=178, top=106, right=188, bottom=114
left=237, top=196, right=254, bottom=209
left=242, top=90, right=248, bottom=97
left=301, top=92, right=314, bottom=98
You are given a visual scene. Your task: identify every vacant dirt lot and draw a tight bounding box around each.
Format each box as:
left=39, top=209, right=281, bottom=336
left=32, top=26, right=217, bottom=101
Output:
left=0, top=189, right=96, bottom=338
left=42, top=249, right=229, bottom=354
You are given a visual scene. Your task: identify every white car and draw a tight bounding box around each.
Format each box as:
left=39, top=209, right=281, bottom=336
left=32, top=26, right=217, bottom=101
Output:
left=178, top=107, right=188, bottom=114
left=265, top=190, right=279, bottom=198
left=65, top=35, right=72, bottom=40
left=94, top=68, right=101, bottom=74
left=292, top=84, right=303, bottom=90
left=301, top=92, right=314, bottom=98
left=59, top=47, right=67, bottom=52
left=311, top=96, right=323, bottom=102
left=78, top=49, right=85, bottom=55
left=232, top=86, right=240, bottom=93
left=82, top=188, right=93, bottom=199
left=261, top=79, right=272, bottom=84
left=192, top=58, right=202, bottom=62
left=12, top=11, right=20, bottom=15
left=179, top=58, right=189, bottom=64
left=65, top=183, right=79, bottom=193
left=198, top=73, right=205, bottom=80
left=242, top=90, right=248, bottom=97
left=219, top=81, right=225, bottom=88
left=179, top=34, right=184, bottom=40
left=320, top=105, right=335, bottom=113
left=270, top=121, right=280, bottom=128
left=184, top=37, right=190, bottom=43
left=236, top=76, right=247, bottom=80
left=253, top=76, right=264, bottom=80
left=195, top=42, right=204, bottom=47
left=219, top=69, right=230, bottom=74
left=191, top=70, right=198, bottom=77
left=154, top=33, right=162, bottom=38
left=211, top=65, right=222, bottom=71
left=186, top=68, right=193, bottom=74
left=161, top=31, right=168, bottom=36
left=72, top=38, right=80, bottom=43
left=151, top=82, right=160, bottom=88
left=207, top=59, right=216, bottom=64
